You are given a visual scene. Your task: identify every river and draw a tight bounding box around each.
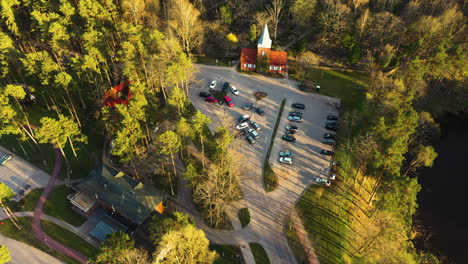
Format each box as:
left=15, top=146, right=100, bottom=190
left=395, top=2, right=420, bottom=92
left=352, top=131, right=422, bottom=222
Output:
left=416, top=113, right=468, bottom=264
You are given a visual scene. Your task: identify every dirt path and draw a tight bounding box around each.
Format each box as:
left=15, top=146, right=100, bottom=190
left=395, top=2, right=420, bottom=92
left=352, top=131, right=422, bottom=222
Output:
left=32, top=148, right=89, bottom=264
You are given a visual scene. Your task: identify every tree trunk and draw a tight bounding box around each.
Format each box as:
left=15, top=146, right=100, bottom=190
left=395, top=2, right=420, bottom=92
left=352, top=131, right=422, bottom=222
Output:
left=169, top=152, right=176, bottom=196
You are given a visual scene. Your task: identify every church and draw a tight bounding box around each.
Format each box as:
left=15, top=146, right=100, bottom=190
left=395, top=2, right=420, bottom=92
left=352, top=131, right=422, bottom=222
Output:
left=240, top=24, right=287, bottom=74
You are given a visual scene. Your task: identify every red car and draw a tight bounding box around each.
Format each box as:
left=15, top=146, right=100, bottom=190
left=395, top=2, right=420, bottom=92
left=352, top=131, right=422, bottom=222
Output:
left=205, top=96, right=218, bottom=103
left=224, top=96, right=234, bottom=107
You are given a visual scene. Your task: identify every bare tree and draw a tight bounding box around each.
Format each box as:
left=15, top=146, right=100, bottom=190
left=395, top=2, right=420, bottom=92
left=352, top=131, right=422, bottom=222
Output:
left=266, top=0, right=285, bottom=43
left=168, top=0, right=203, bottom=54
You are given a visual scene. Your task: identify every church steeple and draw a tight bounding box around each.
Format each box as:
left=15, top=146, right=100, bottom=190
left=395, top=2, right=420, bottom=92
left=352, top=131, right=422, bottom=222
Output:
left=257, top=24, right=272, bottom=49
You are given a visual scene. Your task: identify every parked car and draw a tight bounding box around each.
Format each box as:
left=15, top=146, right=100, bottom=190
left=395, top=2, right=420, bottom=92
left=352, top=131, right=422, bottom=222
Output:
left=205, top=96, right=218, bottom=103
left=222, top=82, right=229, bottom=91
left=325, top=121, right=337, bottom=131
left=279, top=151, right=294, bottom=157
left=292, top=103, right=305, bottom=109
left=248, top=128, right=259, bottom=139
left=288, top=115, right=302, bottom=122
left=230, top=85, right=239, bottom=95
left=279, top=157, right=293, bottom=164
left=329, top=174, right=336, bottom=180
left=255, top=107, right=265, bottom=116
left=236, top=122, right=249, bottom=130
left=246, top=135, right=256, bottom=144
left=210, top=80, right=218, bottom=89
left=286, top=130, right=296, bottom=135
left=224, top=96, right=234, bottom=107
left=25, top=184, right=31, bottom=190
left=199, top=91, right=211, bottom=97
left=0, top=154, right=12, bottom=165
left=323, top=133, right=336, bottom=140
left=238, top=115, right=250, bottom=123
left=242, top=103, right=255, bottom=110
left=285, top=125, right=299, bottom=131
left=239, top=129, right=247, bottom=136
left=282, top=135, right=296, bottom=142
left=250, top=121, right=261, bottom=130
left=327, top=115, right=338, bottom=121
left=289, top=111, right=303, bottom=117
left=322, top=138, right=336, bottom=146
left=18, top=189, right=25, bottom=196
left=316, top=177, right=331, bottom=186
left=320, top=150, right=334, bottom=156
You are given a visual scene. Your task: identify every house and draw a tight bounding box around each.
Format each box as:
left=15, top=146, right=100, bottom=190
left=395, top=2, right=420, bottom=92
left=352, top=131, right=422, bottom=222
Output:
left=103, top=81, right=133, bottom=107
left=69, top=163, right=165, bottom=225
left=240, top=24, right=287, bottom=74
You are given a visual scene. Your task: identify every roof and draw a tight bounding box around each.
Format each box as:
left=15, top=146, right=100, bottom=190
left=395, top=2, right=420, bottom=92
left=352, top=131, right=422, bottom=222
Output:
left=269, top=50, right=287, bottom=66
left=240, top=48, right=257, bottom=65
left=89, top=216, right=127, bottom=242
left=258, top=24, right=272, bottom=49
left=104, top=81, right=133, bottom=107
left=69, top=191, right=97, bottom=213
left=76, top=164, right=165, bottom=225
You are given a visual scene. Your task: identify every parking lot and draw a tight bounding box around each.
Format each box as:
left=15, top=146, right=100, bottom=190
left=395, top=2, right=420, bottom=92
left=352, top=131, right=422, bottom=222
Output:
left=0, top=146, right=55, bottom=201
left=189, top=64, right=340, bottom=263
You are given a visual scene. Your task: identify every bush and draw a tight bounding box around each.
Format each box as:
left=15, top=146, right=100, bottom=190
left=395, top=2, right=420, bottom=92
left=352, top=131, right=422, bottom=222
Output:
left=254, top=91, right=268, bottom=100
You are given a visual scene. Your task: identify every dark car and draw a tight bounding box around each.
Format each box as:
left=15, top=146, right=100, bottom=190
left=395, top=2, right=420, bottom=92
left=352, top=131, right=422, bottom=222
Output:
left=255, top=107, right=265, bottom=116
left=323, top=133, right=336, bottom=140
left=320, top=150, right=334, bottom=156
left=246, top=135, right=256, bottom=144
left=327, top=115, right=338, bottom=121
left=18, top=189, right=25, bottom=196
left=285, top=125, right=299, bottom=131
left=289, top=111, right=303, bottom=117
left=223, top=82, right=229, bottom=91
left=199, top=91, right=211, bottom=97
left=242, top=103, right=255, bottom=110
left=238, top=115, right=250, bottom=123
left=250, top=121, right=261, bottom=130
left=325, top=121, right=337, bottom=131
left=25, top=184, right=31, bottom=190
left=292, top=103, right=305, bottom=109
left=282, top=135, right=296, bottom=142
left=286, top=130, right=296, bottom=135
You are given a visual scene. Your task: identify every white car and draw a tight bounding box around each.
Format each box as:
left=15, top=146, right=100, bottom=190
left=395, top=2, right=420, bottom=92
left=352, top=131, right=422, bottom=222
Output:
left=248, top=128, right=259, bottom=138
left=236, top=122, right=249, bottom=130
left=329, top=174, right=336, bottom=180
left=209, top=80, right=218, bottom=89
left=279, top=157, right=293, bottom=164
left=230, top=85, right=239, bottom=95
left=316, top=177, right=331, bottom=186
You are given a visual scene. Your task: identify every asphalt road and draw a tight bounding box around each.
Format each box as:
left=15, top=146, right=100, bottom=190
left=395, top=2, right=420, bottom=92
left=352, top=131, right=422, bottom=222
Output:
left=189, top=64, right=340, bottom=264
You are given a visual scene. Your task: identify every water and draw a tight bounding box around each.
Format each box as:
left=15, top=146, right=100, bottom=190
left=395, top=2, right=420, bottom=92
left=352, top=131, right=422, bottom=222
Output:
left=416, top=113, right=468, bottom=263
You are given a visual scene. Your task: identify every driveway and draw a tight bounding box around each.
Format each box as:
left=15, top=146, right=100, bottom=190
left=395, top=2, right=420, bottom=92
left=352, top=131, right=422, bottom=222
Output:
left=189, top=64, right=340, bottom=264
left=0, top=146, right=60, bottom=201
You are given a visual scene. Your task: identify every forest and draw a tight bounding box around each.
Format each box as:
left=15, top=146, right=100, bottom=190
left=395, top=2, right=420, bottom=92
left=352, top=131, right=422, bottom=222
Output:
left=0, top=0, right=467, bottom=264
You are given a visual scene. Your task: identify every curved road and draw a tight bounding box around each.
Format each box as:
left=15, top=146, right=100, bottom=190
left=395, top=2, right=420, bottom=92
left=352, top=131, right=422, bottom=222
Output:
left=32, top=148, right=88, bottom=264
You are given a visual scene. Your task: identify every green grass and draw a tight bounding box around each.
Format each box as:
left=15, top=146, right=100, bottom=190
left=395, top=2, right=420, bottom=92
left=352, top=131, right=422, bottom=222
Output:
left=289, top=63, right=368, bottom=111
left=249, top=243, right=270, bottom=264
left=13, top=185, right=86, bottom=227
left=286, top=219, right=310, bottom=264
left=0, top=217, right=95, bottom=264
left=238, top=208, right=250, bottom=228
left=263, top=98, right=286, bottom=192
left=210, top=244, right=243, bottom=264
left=194, top=55, right=231, bottom=67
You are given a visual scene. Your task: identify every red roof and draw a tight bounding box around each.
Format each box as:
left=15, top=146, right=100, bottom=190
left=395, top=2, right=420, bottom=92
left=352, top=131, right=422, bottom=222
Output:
left=269, top=50, right=287, bottom=66
left=104, top=81, right=133, bottom=107
left=240, top=48, right=257, bottom=65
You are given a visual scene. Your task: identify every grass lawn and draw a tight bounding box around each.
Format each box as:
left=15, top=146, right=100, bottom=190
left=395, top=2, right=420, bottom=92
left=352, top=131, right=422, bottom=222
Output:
left=238, top=208, right=250, bottom=228
left=15, top=185, right=86, bottom=227
left=249, top=243, right=270, bottom=264
left=194, top=55, right=231, bottom=67
left=264, top=99, right=285, bottom=192
left=210, top=244, right=243, bottom=264
left=286, top=219, right=309, bottom=264
left=0, top=104, right=103, bottom=181
left=0, top=217, right=96, bottom=264
left=289, top=62, right=368, bottom=111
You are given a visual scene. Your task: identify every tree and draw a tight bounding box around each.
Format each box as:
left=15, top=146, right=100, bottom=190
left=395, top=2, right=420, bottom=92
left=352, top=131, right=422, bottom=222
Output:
left=35, top=114, right=87, bottom=157
left=167, top=87, right=187, bottom=116
left=0, top=245, right=10, bottom=264
left=316, top=0, right=352, bottom=48
left=153, top=225, right=216, bottom=264
left=149, top=212, right=195, bottom=245
left=0, top=183, right=14, bottom=207
left=249, top=24, right=257, bottom=43
left=191, top=111, right=211, bottom=170
left=116, top=248, right=150, bottom=264
left=266, top=0, right=285, bottom=43
left=219, top=5, right=232, bottom=25
left=168, top=0, right=203, bottom=54
left=290, top=0, right=317, bottom=27
left=403, top=145, right=437, bottom=176
left=95, top=231, right=138, bottom=264
left=158, top=131, right=181, bottom=195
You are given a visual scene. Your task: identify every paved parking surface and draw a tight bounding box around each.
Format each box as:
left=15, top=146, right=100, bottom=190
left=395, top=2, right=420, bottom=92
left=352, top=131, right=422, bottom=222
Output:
left=0, top=146, right=57, bottom=201
left=189, top=64, right=340, bottom=264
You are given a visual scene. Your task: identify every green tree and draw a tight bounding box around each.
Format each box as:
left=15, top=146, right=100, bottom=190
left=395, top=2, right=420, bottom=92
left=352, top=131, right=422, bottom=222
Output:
left=95, top=231, right=136, bottom=264
left=191, top=111, right=211, bottom=170
left=403, top=145, right=438, bottom=176
left=176, top=117, right=192, bottom=157
left=0, top=245, right=10, bottom=264
left=218, top=5, right=232, bottom=25
left=0, top=183, right=14, bottom=207
left=153, top=225, right=216, bottom=264
left=290, top=0, right=317, bottom=27
left=149, top=212, right=194, bottom=245
left=167, top=87, right=187, bottom=116
left=158, top=131, right=181, bottom=195
left=249, top=24, right=257, bottom=43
